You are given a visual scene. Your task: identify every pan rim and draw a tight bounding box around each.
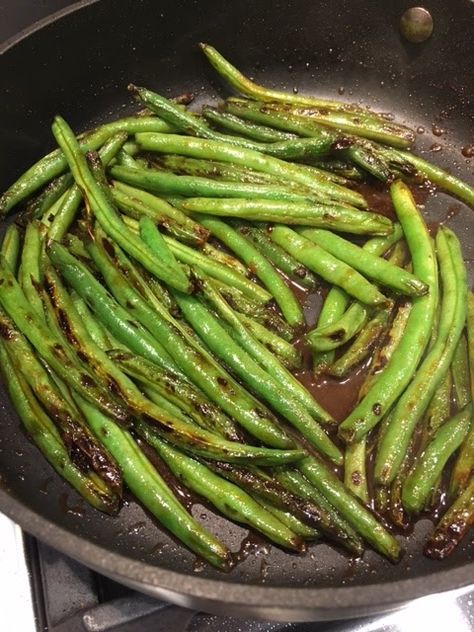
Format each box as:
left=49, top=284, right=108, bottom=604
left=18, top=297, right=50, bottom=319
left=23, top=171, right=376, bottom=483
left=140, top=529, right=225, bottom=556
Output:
left=0, top=0, right=100, bottom=54
left=1, top=487, right=472, bottom=619
left=0, top=0, right=472, bottom=619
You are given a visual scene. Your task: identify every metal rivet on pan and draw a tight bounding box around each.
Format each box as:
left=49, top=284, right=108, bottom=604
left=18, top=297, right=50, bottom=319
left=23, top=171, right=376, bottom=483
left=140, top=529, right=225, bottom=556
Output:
left=400, top=7, right=434, bottom=43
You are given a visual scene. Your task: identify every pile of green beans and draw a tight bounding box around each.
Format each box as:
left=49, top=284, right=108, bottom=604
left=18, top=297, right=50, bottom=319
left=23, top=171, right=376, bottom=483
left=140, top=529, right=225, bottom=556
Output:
left=0, top=43, right=472, bottom=570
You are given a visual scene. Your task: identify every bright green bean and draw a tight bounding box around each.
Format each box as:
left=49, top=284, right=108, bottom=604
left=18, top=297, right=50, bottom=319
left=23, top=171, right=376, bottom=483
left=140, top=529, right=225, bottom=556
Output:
left=338, top=181, right=438, bottom=445
left=74, top=394, right=233, bottom=569
left=0, top=116, right=174, bottom=215
left=402, top=405, right=472, bottom=514
left=181, top=198, right=391, bottom=234
left=329, top=309, right=390, bottom=378
left=51, top=117, right=191, bottom=293
left=298, top=228, right=427, bottom=296
left=374, top=227, right=466, bottom=485
left=151, top=439, right=305, bottom=551
left=196, top=216, right=304, bottom=327
left=135, top=133, right=367, bottom=209
left=0, top=342, right=119, bottom=513
left=174, top=292, right=341, bottom=463
left=271, top=226, right=390, bottom=307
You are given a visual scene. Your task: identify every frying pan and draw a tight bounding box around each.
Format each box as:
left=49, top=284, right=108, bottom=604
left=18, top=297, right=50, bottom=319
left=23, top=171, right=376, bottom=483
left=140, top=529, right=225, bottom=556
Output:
left=0, top=0, right=473, bottom=622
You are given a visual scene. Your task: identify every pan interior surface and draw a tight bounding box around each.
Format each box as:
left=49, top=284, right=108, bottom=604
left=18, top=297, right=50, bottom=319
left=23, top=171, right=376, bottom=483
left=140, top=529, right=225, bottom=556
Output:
left=0, top=0, right=472, bottom=618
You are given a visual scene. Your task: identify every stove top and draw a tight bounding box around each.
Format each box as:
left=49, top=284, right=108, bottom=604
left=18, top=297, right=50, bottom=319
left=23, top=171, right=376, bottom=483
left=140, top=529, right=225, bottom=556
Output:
left=0, top=513, right=472, bottom=632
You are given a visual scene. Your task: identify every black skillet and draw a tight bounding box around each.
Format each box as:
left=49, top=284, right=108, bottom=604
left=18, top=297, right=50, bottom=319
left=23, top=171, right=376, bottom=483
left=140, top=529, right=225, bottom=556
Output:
left=0, top=0, right=473, bottom=622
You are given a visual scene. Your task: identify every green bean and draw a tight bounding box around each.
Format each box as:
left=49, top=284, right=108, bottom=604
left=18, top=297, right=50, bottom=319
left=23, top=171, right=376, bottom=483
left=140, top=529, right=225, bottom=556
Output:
left=152, top=440, right=305, bottom=550
left=61, top=233, right=90, bottom=259
left=236, top=312, right=301, bottom=370
left=139, top=383, right=213, bottom=435
left=159, top=233, right=271, bottom=303
left=116, top=147, right=141, bottom=168
left=130, top=85, right=340, bottom=162
left=389, top=462, right=412, bottom=530
left=298, top=228, right=427, bottom=297
left=306, top=302, right=369, bottom=353
left=28, top=173, right=74, bottom=219
left=375, top=485, right=390, bottom=516
left=155, top=153, right=343, bottom=191
left=256, top=500, right=319, bottom=540
left=198, top=275, right=331, bottom=424
left=383, top=148, right=474, bottom=209
left=19, top=221, right=45, bottom=317
left=92, top=225, right=222, bottom=369
left=203, top=107, right=297, bottom=142
left=96, top=220, right=269, bottom=385
left=174, top=291, right=341, bottom=462
left=200, top=241, right=248, bottom=276
left=200, top=44, right=396, bottom=120
left=71, top=293, right=115, bottom=350
left=181, top=198, right=391, bottom=234
left=452, top=333, right=471, bottom=408
left=338, top=181, right=438, bottom=445
left=86, top=237, right=293, bottom=449
left=48, top=242, right=181, bottom=376
left=242, top=226, right=318, bottom=289
left=44, top=265, right=185, bottom=409
left=450, top=414, right=474, bottom=500
left=467, top=292, right=474, bottom=394
left=423, top=371, right=452, bottom=443
left=0, top=116, right=174, bottom=215
left=342, top=144, right=394, bottom=181
left=0, top=308, right=123, bottom=493
left=329, top=309, right=391, bottom=378
left=138, top=218, right=190, bottom=289
left=110, top=163, right=318, bottom=204
left=300, top=457, right=401, bottom=561
left=0, top=342, right=119, bottom=513
left=73, top=395, right=232, bottom=569
left=224, top=98, right=397, bottom=181
left=108, top=349, right=240, bottom=441
left=424, top=478, right=474, bottom=559
left=402, top=405, right=472, bottom=514
left=111, top=180, right=209, bottom=241
left=344, top=438, right=369, bottom=504
left=203, top=461, right=329, bottom=532
left=220, top=105, right=391, bottom=181
left=121, top=215, right=272, bottom=304
left=272, top=227, right=390, bottom=307
left=109, top=184, right=208, bottom=247
left=358, top=302, right=412, bottom=400
left=374, top=227, right=466, bottom=485
left=155, top=153, right=281, bottom=185
left=274, top=469, right=364, bottom=554
left=92, top=221, right=178, bottom=317
left=354, top=304, right=411, bottom=511
left=46, top=264, right=299, bottom=464
left=264, top=100, right=415, bottom=148
left=0, top=259, right=131, bottom=425
left=225, top=97, right=414, bottom=149
left=195, top=216, right=304, bottom=327
left=312, top=289, right=349, bottom=374
left=206, top=278, right=293, bottom=340
left=135, top=133, right=367, bottom=209
left=46, top=132, right=128, bottom=242
left=311, top=159, right=365, bottom=181
left=0, top=224, right=21, bottom=273
left=449, top=296, right=474, bottom=498
left=51, top=117, right=191, bottom=293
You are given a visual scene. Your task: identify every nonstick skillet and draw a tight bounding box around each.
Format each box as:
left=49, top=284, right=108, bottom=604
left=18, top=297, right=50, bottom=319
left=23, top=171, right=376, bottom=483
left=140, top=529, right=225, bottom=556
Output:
left=0, top=0, right=472, bottom=621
